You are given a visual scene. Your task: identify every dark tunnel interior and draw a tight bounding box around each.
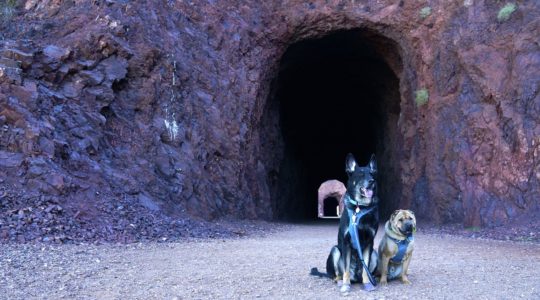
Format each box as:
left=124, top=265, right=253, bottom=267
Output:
left=323, top=197, right=340, bottom=218
left=268, top=29, right=403, bottom=221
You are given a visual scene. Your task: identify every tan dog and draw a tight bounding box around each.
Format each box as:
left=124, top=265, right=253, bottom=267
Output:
left=377, top=209, right=416, bottom=285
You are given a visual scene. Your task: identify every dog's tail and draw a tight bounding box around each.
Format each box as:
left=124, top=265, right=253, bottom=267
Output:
left=310, top=267, right=331, bottom=278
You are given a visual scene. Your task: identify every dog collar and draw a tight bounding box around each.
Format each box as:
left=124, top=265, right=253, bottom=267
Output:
left=343, top=193, right=375, bottom=209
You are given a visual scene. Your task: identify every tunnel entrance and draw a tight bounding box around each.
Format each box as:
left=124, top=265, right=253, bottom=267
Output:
left=265, top=29, right=404, bottom=221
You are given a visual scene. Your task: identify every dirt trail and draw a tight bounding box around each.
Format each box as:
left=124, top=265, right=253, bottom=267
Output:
left=1, top=222, right=539, bottom=299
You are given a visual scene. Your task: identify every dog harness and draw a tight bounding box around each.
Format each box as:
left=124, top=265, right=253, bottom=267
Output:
left=345, top=194, right=378, bottom=287
left=347, top=206, right=376, bottom=248
left=388, top=235, right=414, bottom=263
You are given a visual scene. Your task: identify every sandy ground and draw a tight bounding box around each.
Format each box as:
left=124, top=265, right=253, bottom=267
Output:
left=1, top=222, right=539, bottom=299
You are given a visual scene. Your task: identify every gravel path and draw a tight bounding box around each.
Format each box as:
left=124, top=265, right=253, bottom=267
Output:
left=1, top=222, right=539, bottom=299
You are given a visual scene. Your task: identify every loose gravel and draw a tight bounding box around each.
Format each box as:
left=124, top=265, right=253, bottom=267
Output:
left=1, top=222, right=539, bottom=299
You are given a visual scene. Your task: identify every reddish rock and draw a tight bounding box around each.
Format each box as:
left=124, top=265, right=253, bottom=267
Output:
left=1, top=48, right=34, bottom=69
left=0, top=1, right=538, bottom=243
left=0, top=57, right=19, bottom=69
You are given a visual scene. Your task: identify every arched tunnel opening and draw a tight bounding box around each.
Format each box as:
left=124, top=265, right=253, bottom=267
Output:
left=264, top=29, right=404, bottom=221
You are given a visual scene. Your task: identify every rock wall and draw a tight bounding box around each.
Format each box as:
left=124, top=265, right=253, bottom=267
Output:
left=0, top=0, right=538, bottom=241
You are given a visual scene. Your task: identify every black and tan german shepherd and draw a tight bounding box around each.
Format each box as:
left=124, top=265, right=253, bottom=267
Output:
left=311, top=153, right=379, bottom=294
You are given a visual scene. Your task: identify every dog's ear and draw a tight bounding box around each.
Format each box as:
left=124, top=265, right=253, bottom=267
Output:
left=345, top=153, right=357, bottom=174
left=369, top=154, right=377, bottom=174
left=390, top=210, right=399, bottom=221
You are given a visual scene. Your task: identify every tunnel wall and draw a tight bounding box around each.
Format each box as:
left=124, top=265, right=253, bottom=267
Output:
left=0, top=1, right=539, bottom=229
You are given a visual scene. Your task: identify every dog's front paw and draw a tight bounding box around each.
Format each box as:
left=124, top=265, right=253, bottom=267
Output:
left=340, top=283, right=351, bottom=295
left=401, top=277, right=411, bottom=284
left=379, top=277, right=388, bottom=286
left=363, top=282, right=376, bottom=292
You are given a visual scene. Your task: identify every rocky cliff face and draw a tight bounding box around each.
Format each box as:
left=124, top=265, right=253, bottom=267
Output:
left=0, top=0, right=538, bottom=241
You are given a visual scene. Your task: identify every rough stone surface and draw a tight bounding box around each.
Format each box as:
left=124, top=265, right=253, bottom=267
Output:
left=0, top=1, right=538, bottom=242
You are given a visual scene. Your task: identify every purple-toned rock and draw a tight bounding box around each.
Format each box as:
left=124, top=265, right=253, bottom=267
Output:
left=46, top=173, right=65, bottom=192
left=62, top=81, right=84, bottom=99
left=84, top=86, right=114, bottom=103
left=100, top=56, right=128, bottom=83
left=0, top=58, right=22, bottom=84
left=0, top=151, right=24, bottom=168
left=138, top=193, right=160, bottom=211
left=11, top=81, right=38, bottom=107
left=38, top=137, right=55, bottom=158
left=80, top=70, right=104, bottom=85
left=27, top=157, right=48, bottom=178
left=155, top=156, right=175, bottom=178
left=43, top=45, right=71, bottom=62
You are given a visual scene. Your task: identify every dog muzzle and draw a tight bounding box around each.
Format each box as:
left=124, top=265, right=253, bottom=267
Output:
left=361, top=187, right=373, bottom=199
left=400, top=221, right=415, bottom=235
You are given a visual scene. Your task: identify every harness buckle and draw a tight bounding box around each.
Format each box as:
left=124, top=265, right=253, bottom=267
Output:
left=352, top=206, right=360, bottom=223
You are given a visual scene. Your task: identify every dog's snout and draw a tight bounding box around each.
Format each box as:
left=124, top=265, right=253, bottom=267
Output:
left=403, top=220, right=414, bottom=232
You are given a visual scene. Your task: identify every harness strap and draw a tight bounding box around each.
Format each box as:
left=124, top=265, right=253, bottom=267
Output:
left=347, top=205, right=377, bottom=286
left=389, top=235, right=414, bottom=263
left=347, top=206, right=376, bottom=251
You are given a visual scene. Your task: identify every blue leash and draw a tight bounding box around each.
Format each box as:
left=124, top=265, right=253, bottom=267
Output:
left=348, top=206, right=378, bottom=286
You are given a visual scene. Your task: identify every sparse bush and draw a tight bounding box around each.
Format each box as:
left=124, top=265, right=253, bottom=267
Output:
left=497, top=3, right=516, bottom=22
left=1, top=0, right=17, bottom=20
left=420, top=6, right=432, bottom=19
left=415, top=89, right=429, bottom=107
left=466, top=226, right=481, bottom=232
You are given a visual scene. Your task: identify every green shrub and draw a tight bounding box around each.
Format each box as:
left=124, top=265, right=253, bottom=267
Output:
left=497, top=3, right=517, bottom=22
left=465, top=226, right=481, bottom=232
left=420, top=6, right=432, bottom=19
left=1, top=0, right=17, bottom=20
left=415, top=89, right=429, bottom=107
